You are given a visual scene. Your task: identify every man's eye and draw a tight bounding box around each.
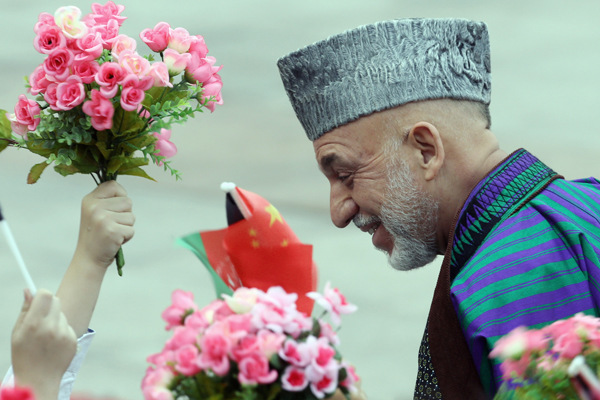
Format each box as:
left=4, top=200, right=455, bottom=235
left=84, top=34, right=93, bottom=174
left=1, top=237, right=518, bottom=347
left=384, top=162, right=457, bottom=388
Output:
left=338, top=174, right=350, bottom=183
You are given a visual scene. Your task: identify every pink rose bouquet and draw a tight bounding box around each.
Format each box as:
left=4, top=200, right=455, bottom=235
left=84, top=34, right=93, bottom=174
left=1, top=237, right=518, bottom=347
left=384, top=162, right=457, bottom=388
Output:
left=490, top=313, right=600, bottom=399
left=143, top=284, right=360, bottom=400
left=0, top=2, right=223, bottom=274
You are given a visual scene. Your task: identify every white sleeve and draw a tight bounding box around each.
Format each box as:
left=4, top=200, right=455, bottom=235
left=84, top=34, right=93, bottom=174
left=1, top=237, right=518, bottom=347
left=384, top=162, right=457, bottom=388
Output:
left=2, top=329, right=95, bottom=400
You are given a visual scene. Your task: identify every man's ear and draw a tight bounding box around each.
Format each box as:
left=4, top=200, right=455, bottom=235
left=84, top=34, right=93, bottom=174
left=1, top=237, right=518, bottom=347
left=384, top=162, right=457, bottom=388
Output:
left=406, top=122, right=445, bottom=181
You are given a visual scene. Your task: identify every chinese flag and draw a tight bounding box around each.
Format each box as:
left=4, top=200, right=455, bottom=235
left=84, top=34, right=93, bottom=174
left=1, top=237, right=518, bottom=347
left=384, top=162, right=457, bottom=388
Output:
left=177, top=183, right=318, bottom=315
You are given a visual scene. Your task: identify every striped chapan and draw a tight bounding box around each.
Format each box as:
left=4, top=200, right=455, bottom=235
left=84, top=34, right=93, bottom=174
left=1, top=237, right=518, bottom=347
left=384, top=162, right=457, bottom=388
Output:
left=449, top=149, right=600, bottom=395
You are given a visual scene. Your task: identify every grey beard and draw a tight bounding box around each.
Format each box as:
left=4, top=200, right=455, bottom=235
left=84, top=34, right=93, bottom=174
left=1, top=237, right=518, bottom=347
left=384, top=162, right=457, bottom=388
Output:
left=380, top=158, right=439, bottom=271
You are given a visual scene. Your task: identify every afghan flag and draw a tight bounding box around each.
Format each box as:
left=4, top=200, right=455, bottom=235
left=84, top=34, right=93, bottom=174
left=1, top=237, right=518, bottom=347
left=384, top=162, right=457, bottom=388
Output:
left=177, top=183, right=318, bottom=315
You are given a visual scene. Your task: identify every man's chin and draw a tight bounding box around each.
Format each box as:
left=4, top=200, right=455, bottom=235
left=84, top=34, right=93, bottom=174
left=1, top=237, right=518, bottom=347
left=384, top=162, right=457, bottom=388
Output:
left=385, top=241, right=437, bottom=271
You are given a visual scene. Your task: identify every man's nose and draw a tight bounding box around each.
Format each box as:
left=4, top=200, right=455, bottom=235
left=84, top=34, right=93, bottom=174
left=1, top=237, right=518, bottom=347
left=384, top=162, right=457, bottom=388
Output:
left=330, top=186, right=358, bottom=228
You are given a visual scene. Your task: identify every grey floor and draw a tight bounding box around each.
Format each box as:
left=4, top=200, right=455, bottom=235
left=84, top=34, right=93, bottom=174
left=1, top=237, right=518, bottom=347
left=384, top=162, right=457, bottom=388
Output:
left=0, top=1, right=599, bottom=399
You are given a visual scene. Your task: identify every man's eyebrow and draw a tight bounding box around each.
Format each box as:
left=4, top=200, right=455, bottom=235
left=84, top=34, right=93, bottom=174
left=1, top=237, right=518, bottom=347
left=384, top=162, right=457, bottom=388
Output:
left=318, top=153, right=337, bottom=172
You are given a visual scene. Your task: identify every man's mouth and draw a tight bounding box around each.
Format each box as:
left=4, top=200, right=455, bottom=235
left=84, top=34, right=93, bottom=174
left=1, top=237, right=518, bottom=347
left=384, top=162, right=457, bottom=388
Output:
left=353, top=215, right=382, bottom=235
left=366, top=222, right=380, bottom=236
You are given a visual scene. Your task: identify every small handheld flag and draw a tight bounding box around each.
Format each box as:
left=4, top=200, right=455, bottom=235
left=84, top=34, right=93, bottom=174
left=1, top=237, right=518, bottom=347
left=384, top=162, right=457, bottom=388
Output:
left=177, top=183, right=318, bottom=315
left=0, top=205, right=37, bottom=294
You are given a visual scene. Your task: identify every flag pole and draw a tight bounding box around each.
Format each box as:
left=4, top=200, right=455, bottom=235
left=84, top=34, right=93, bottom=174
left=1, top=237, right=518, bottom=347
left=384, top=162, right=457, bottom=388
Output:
left=0, top=205, right=37, bottom=295
left=221, top=182, right=251, bottom=219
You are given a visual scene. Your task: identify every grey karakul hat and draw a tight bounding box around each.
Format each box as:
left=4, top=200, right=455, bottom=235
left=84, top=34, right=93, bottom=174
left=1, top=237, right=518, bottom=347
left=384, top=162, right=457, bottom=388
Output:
left=277, top=18, right=491, bottom=141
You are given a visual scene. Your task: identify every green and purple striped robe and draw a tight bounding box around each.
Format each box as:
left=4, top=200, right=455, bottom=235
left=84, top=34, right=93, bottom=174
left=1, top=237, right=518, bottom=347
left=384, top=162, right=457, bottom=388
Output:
left=417, top=149, right=600, bottom=399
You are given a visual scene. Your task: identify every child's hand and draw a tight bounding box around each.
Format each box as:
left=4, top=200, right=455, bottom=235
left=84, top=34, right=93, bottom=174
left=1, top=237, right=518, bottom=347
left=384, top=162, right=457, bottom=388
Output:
left=12, top=289, right=77, bottom=400
left=74, top=180, right=135, bottom=270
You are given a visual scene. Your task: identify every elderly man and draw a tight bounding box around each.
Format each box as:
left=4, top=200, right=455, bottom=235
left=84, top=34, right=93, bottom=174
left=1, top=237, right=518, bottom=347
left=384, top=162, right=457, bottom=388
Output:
left=277, top=18, right=600, bottom=399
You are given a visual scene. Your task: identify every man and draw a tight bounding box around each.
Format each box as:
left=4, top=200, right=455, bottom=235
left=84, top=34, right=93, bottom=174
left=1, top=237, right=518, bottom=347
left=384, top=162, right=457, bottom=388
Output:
left=277, top=18, right=600, bottom=399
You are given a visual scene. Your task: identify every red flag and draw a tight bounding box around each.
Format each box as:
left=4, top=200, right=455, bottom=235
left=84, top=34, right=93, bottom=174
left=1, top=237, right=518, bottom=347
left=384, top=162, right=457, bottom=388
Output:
left=178, top=183, right=318, bottom=315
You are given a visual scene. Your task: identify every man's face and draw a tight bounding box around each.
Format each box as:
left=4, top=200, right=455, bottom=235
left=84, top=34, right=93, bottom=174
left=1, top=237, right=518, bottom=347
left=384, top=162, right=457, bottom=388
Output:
left=313, top=113, right=439, bottom=271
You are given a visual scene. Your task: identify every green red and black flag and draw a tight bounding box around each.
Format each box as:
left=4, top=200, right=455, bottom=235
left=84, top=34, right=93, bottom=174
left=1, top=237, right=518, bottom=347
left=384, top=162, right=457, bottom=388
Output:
left=177, top=183, right=318, bottom=315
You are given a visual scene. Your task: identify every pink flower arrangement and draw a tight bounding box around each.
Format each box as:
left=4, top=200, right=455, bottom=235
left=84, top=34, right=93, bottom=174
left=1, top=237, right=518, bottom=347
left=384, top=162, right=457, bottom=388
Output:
left=143, top=285, right=360, bottom=400
left=1, top=1, right=222, bottom=184
left=0, top=2, right=223, bottom=275
left=490, top=313, right=600, bottom=399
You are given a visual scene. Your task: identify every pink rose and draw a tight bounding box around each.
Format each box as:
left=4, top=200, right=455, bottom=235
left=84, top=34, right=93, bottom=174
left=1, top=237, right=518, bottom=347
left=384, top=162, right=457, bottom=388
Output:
left=89, top=1, right=127, bottom=26
left=279, top=339, right=312, bottom=367
left=152, top=128, right=178, bottom=165
left=237, top=353, right=278, bottom=385
left=182, top=310, right=210, bottom=331
left=167, top=27, right=192, bottom=53
left=199, top=73, right=223, bottom=113
left=34, top=12, right=56, bottom=34
left=164, top=326, right=199, bottom=351
left=232, top=335, right=259, bottom=363
left=75, top=31, right=104, bottom=61
left=339, top=362, right=360, bottom=393
left=161, top=289, right=197, bottom=330
left=7, top=115, right=29, bottom=139
left=140, top=22, right=170, bottom=53
left=148, top=62, right=172, bottom=88
left=55, top=75, right=85, bottom=110
left=318, top=320, right=340, bottom=346
left=307, top=282, right=357, bottom=326
left=120, top=74, right=153, bottom=112
left=54, top=6, right=88, bottom=39
left=188, top=35, right=208, bottom=58
left=552, top=328, right=584, bottom=360
left=490, top=326, right=547, bottom=362
left=92, top=18, right=120, bottom=49
left=43, top=83, right=59, bottom=110
left=309, top=338, right=337, bottom=374
left=111, top=34, right=137, bottom=60
left=82, top=89, right=114, bottom=130
left=28, top=65, right=51, bottom=96
left=197, top=332, right=232, bottom=376
left=146, top=349, right=175, bottom=369
left=224, top=313, right=253, bottom=335
left=72, top=59, right=100, bottom=84
left=141, top=366, right=174, bottom=400
left=119, top=50, right=151, bottom=77
left=174, top=344, right=201, bottom=376
left=33, top=25, right=66, bottom=55
left=43, top=47, right=74, bottom=82
left=95, top=62, right=126, bottom=98
left=185, top=54, right=220, bottom=85
left=13, top=95, right=40, bottom=132
left=256, top=330, right=286, bottom=359
left=281, top=366, right=309, bottom=392
left=163, top=48, right=190, bottom=76
left=308, top=368, right=339, bottom=399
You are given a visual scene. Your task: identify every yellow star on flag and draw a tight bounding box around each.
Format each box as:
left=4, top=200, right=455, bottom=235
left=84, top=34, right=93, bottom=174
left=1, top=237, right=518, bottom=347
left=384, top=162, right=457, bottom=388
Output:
left=265, top=204, right=283, bottom=227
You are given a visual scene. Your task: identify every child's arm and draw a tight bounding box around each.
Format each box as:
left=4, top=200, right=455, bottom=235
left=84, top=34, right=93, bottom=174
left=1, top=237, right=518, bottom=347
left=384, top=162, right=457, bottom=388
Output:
left=11, top=289, right=77, bottom=400
left=56, top=180, right=135, bottom=337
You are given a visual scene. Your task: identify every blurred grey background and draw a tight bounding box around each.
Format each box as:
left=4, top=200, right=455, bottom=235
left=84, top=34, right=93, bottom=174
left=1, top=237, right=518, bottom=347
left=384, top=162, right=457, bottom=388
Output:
left=0, top=1, right=599, bottom=399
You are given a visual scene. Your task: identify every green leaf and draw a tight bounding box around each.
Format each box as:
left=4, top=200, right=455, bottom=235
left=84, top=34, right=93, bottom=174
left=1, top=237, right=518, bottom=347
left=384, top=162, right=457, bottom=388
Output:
left=54, top=163, right=81, bottom=177
left=27, top=161, right=49, bottom=184
left=118, top=167, right=156, bottom=181
left=117, top=156, right=149, bottom=172
left=0, top=109, right=12, bottom=153
left=111, top=108, right=147, bottom=137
